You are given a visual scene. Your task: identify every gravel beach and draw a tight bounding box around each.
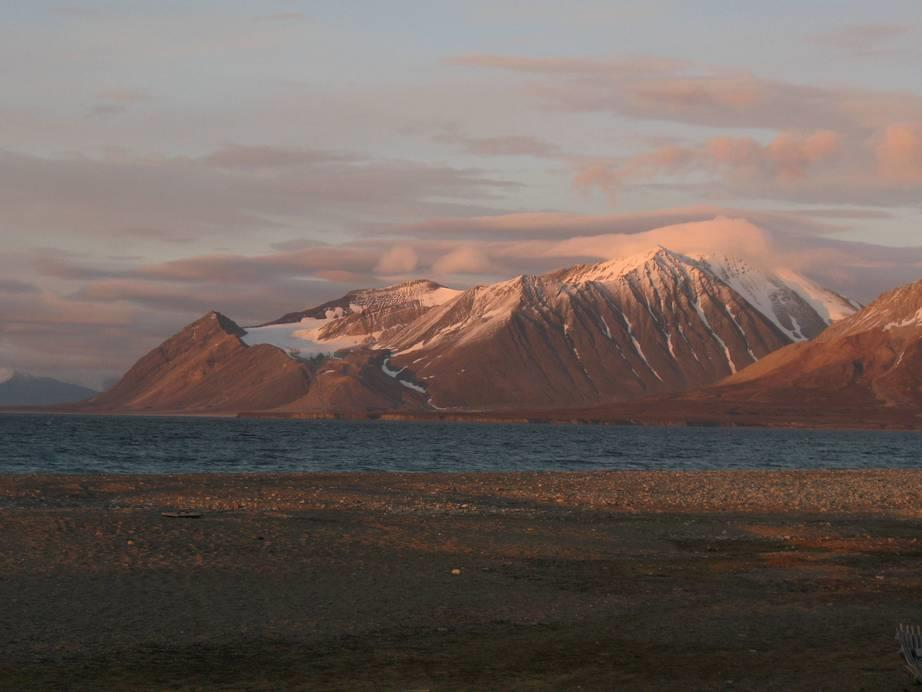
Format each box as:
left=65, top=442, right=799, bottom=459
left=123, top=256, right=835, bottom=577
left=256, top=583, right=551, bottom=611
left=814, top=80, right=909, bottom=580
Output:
left=3, top=471, right=922, bottom=690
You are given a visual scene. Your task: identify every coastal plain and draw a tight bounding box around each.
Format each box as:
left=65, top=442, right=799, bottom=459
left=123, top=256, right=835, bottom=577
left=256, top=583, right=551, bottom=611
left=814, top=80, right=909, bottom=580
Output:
left=3, top=471, right=922, bottom=690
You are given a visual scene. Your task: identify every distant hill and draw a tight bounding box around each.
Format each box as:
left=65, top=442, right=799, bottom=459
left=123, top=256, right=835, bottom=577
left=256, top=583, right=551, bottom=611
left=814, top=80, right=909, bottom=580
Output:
left=0, top=370, right=97, bottom=406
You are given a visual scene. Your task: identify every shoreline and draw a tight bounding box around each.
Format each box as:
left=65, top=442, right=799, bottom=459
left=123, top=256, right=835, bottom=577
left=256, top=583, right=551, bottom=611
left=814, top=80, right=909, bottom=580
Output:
left=6, top=469, right=922, bottom=514
left=4, top=471, right=922, bottom=688
left=2, top=406, right=921, bottom=432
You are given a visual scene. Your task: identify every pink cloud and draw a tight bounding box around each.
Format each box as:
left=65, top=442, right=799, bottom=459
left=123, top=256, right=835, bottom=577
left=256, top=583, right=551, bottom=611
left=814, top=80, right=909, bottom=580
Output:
left=708, top=130, right=841, bottom=181
left=628, top=76, right=765, bottom=115
left=375, top=245, right=419, bottom=275
left=876, top=123, right=922, bottom=183
left=574, top=130, right=848, bottom=201
left=543, top=217, right=777, bottom=268
left=432, top=246, right=495, bottom=275
left=373, top=206, right=880, bottom=243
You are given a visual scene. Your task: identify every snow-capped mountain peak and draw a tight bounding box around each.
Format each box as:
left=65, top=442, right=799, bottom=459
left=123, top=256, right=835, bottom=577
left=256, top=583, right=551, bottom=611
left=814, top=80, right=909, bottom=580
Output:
left=554, top=247, right=857, bottom=342
left=688, top=253, right=859, bottom=340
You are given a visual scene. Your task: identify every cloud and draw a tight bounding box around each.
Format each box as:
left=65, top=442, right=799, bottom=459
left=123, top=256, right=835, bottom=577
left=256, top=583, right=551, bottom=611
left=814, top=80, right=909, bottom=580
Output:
left=0, top=147, right=512, bottom=241
left=520, top=216, right=922, bottom=302
left=137, top=245, right=382, bottom=283
left=451, top=52, right=922, bottom=132
left=0, top=279, right=40, bottom=294
left=202, top=145, right=351, bottom=169
left=72, top=277, right=351, bottom=321
left=543, top=217, right=776, bottom=265
left=375, top=246, right=419, bottom=275
left=447, top=54, right=686, bottom=76
left=88, top=87, right=150, bottom=117
left=432, top=246, right=496, bottom=275
left=371, top=206, right=871, bottom=241
left=813, top=24, right=914, bottom=57
left=573, top=130, right=842, bottom=194
left=876, top=123, right=922, bottom=183
left=569, top=126, right=922, bottom=207
left=433, top=131, right=561, bottom=158
left=716, top=130, right=841, bottom=180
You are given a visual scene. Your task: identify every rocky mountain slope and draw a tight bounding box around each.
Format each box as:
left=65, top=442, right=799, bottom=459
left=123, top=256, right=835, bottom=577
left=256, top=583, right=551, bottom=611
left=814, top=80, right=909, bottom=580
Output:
left=0, top=370, right=97, bottom=406
left=381, top=248, right=856, bottom=409
left=78, top=312, right=426, bottom=415
left=534, top=278, right=921, bottom=429
left=710, top=278, right=922, bottom=408
left=83, top=312, right=314, bottom=413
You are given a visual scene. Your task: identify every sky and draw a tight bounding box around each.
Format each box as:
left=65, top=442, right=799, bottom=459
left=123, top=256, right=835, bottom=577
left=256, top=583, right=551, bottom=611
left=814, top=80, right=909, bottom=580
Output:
left=1, top=1, right=921, bottom=387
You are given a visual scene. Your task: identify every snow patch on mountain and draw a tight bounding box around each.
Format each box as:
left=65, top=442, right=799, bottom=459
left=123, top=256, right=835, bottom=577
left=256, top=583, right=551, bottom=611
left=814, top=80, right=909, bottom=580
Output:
left=243, top=280, right=460, bottom=357
left=885, top=307, right=922, bottom=330
left=242, top=317, right=380, bottom=356
left=689, top=253, right=857, bottom=341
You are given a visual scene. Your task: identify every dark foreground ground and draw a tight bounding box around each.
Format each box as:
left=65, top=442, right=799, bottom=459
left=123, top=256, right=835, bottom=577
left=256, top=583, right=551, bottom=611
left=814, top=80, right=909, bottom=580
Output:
left=3, top=471, right=922, bottom=691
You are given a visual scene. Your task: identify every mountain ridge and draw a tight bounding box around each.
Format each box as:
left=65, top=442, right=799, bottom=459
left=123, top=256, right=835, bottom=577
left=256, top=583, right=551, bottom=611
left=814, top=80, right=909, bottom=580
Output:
left=0, top=370, right=97, bottom=406
left=378, top=247, right=854, bottom=409
left=69, top=246, right=876, bottom=417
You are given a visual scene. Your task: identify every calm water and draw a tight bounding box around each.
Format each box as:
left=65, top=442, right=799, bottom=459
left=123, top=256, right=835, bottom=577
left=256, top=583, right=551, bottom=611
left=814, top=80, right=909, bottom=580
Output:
left=0, top=413, right=920, bottom=474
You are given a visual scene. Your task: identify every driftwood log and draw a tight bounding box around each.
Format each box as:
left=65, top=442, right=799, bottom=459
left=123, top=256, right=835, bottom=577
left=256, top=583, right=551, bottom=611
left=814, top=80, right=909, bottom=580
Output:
left=897, top=624, right=922, bottom=682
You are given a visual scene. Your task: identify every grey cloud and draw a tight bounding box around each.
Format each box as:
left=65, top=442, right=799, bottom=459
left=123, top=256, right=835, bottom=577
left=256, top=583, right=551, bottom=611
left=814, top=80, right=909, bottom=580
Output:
left=812, top=24, right=914, bottom=57
left=201, top=145, right=354, bottom=169
left=0, top=279, right=40, bottom=294
left=451, top=52, right=922, bottom=133
left=0, top=147, right=513, bottom=242
left=434, top=131, right=562, bottom=158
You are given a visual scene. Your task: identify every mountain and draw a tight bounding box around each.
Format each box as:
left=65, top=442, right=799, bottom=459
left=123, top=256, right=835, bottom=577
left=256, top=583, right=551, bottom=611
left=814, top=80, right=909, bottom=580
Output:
left=83, top=312, right=314, bottom=413
left=0, top=370, right=97, bottom=406
left=74, top=248, right=861, bottom=415
left=79, top=311, right=427, bottom=415
left=532, top=278, right=921, bottom=429
left=710, top=278, right=922, bottom=409
left=243, top=280, right=461, bottom=356
left=380, top=248, right=857, bottom=409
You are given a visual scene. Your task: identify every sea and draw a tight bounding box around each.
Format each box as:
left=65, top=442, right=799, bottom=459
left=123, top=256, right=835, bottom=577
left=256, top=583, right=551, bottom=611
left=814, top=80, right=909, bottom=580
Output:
left=0, top=412, right=919, bottom=474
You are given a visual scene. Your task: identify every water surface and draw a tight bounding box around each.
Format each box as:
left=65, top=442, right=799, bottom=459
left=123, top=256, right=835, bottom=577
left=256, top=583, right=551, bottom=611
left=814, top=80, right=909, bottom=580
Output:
left=1, top=413, right=919, bottom=474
